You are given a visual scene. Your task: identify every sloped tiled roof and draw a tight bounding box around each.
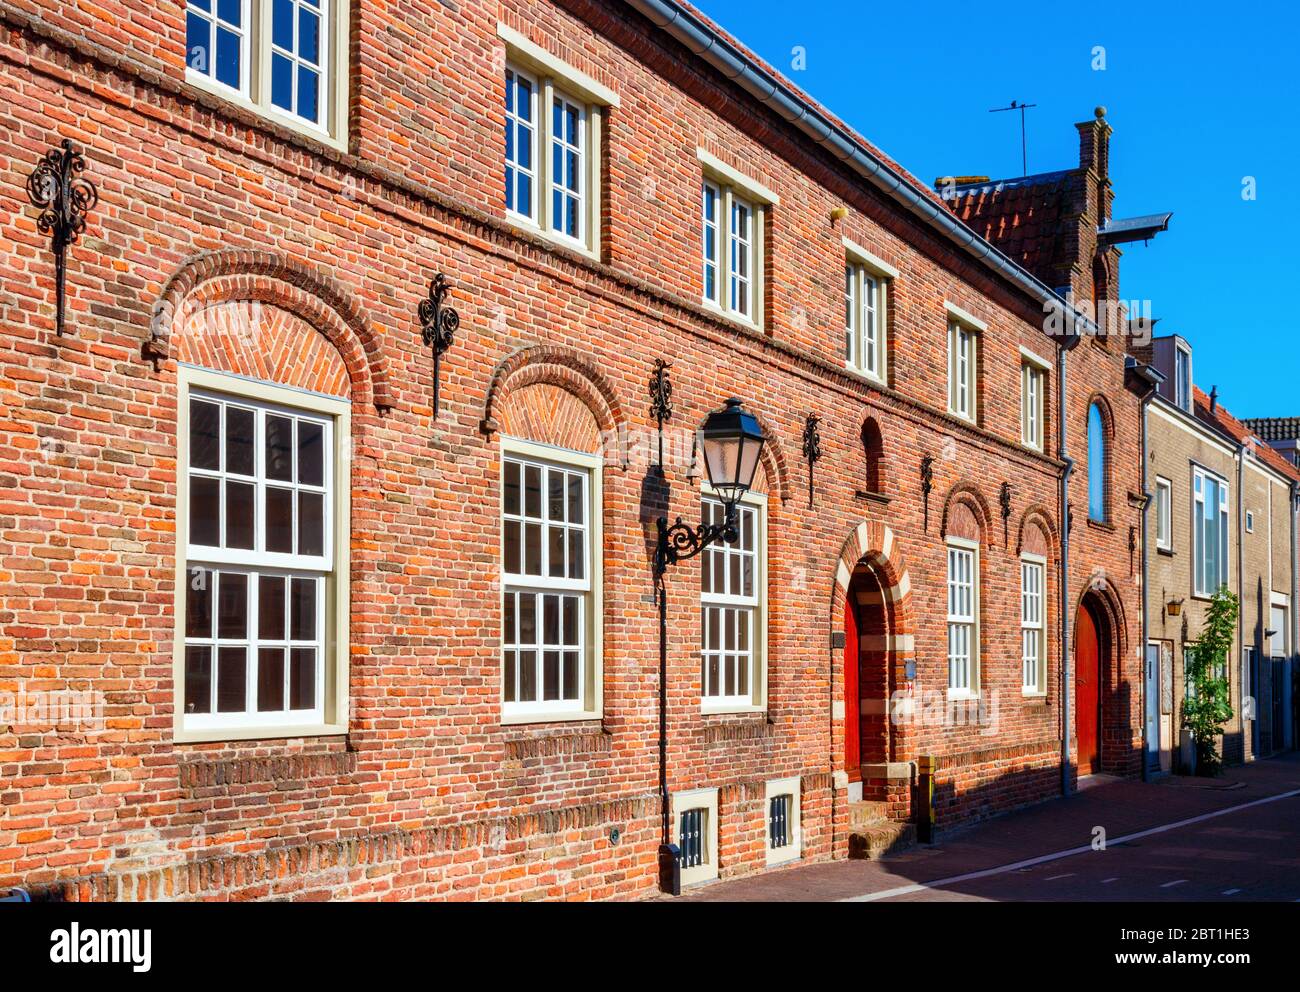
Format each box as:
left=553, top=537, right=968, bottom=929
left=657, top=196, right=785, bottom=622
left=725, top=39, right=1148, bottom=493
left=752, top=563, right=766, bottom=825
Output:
left=1241, top=417, right=1300, bottom=442
left=939, top=170, right=1077, bottom=286
left=1193, top=388, right=1300, bottom=483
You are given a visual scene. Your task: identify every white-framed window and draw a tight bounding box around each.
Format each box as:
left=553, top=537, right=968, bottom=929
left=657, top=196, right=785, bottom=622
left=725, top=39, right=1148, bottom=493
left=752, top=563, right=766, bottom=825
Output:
left=1245, top=509, right=1255, bottom=534
left=948, top=322, right=978, bottom=422
left=698, top=152, right=775, bottom=328
left=1021, top=555, right=1046, bottom=694
left=499, top=29, right=614, bottom=256
left=765, top=776, right=801, bottom=866
left=1193, top=466, right=1229, bottom=597
left=1155, top=476, right=1172, bottom=550
left=184, top=0, right=348, bottom=145
left=700, top=492, right=766, bottom=712
left=175, top=366, right=350, bottom=742
left=500, top=438, right=602, bottom=722
left=702, top=180, right=761, bottom=322
left=671, top=788, right=719, bottom=885
left=1021, top=361, right=1045, bottom=450
left=844, top=263, right=889, bottom=381
left=1174, top=342, right=1192, bottom=413
left=946, top=538, right=978, bottom=695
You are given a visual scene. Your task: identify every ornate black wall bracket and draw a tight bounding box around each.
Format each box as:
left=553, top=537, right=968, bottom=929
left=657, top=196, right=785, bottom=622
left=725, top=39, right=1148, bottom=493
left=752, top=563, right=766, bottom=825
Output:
left=999, top=482, right=1012, bottom=547
left=801, top=414, right=822, bottom=508
left=655, top=506, right=738, bottom=586
left=26, top=139, right=98, bottom=337
left=920, top=455, right=934, bottom=531
left=419, top=273, right=459, bottom=418
left=648, top=358, right=673, bottom=472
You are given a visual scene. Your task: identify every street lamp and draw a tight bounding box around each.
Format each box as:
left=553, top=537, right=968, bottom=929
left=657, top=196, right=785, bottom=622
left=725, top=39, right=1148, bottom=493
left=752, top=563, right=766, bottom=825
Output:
left=653, top=398, right=767, bottom=894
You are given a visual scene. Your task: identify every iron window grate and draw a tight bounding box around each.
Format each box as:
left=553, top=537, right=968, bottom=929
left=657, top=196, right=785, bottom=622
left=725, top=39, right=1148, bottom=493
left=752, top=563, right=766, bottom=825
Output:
left=678, top=808, right=705, bottom=868
left=769, top=794, right=791, bottom=849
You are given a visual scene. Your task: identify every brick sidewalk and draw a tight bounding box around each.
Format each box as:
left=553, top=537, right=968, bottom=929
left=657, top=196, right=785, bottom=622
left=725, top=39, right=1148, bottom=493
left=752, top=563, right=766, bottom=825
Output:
left=669, top=753, right=1300, bottom=902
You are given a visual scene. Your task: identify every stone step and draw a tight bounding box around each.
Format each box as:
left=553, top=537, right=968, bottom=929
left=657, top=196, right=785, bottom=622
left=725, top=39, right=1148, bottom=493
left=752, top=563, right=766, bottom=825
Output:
left=847, top=799, right=890, bottom=828
left=848, top=820, right=916, bottom=861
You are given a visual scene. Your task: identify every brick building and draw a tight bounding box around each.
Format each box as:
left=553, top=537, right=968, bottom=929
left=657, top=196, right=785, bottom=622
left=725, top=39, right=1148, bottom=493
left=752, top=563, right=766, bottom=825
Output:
left=0, top=0, right=1153, bottom=900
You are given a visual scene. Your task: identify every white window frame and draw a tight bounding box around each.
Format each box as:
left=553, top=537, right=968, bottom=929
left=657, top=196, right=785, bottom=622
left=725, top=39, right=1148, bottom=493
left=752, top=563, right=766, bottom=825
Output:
left=844, top=260, right=890, bottom=383
left=1155, top=476, right=1172, bottom=550
left=499, top=436, right=603, bottom=724
left=947, top=321, right=978, bottom=423
left=1192, top=465, right=1229, bottom=598
left=946, top=537, right=979, bottom=697
left=499, top=26, right=616, bottom=259
left=1245, top=509, right=1255, bottom=534
left=764, top=776, right=801, bottom=866
left=1174, top=342, right=1192, bottom=413
left=671, top=787, right=719, bottom=886
left=183, top=0, right=350, bottom=149
left=173, top=365, right=350, bottom=743
left=1020, top=360, right=1046, bottom=451
left=1020, top=554, right=1047, bottom=696
left=698, top=150, right=775, bottom=329
left=699, top=487, right=767, bottom=714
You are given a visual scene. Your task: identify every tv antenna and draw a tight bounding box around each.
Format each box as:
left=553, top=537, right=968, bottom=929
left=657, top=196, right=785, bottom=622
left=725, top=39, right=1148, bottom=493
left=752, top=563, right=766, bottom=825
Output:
left=989, top=100, right=1038, bottom=176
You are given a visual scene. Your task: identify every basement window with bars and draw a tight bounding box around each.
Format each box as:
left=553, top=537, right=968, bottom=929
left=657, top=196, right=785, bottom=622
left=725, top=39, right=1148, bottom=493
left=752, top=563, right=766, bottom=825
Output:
left=671, top=788, right=718, bottom=884
left=765, top=776, right=800, bottom=865
left=176, top=367, right=349, bottom=741
left=184, top=0, right=348, bottom=145
left=500, top=438, right=601, bottom=722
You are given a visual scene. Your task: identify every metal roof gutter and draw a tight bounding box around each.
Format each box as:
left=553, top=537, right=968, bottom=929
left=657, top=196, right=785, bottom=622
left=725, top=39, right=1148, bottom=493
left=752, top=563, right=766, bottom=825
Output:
left=623, top=0, right=1092, bottom=344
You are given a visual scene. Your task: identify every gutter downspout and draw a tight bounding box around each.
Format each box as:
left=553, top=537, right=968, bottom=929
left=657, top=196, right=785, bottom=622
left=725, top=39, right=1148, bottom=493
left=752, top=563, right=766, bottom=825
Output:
left=1139, top=383, right=1155, bottom=781
left=1059, top=344, right=1074, bottom=797
left=1236, top=441, right=1245, bottom=760
left=1291, top=484, right=1298, bottom=752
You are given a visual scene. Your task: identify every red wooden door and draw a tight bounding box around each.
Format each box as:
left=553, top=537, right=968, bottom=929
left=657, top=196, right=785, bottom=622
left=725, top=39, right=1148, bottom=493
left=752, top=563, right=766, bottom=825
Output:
left=1075, top=606, right=1100, bottom=773
left=844, top=593, right=860, bottom=778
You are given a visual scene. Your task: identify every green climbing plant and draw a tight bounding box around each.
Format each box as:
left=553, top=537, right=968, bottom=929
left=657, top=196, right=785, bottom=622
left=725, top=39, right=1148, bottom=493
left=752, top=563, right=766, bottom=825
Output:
left=1181, top=586, right=1237, bottom=776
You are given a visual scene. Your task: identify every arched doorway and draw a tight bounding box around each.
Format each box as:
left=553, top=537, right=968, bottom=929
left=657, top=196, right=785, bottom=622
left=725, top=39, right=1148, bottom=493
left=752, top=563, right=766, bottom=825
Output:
left=1075, top=598, right=1106, bottom=774
left=844, top=561, right=894, bottom=786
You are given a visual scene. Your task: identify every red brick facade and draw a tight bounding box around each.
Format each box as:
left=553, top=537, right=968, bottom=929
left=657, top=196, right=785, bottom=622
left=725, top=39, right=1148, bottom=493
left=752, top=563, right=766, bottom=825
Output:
left=0, top=0, right=1144, bottom=900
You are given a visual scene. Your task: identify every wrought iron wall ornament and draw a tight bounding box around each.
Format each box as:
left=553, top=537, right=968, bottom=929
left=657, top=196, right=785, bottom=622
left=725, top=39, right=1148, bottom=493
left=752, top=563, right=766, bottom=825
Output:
left=920, top=455, right=934, bottom=531
left=25, top=139, right=98, bottom=337
left=648, top=358, right=673, bottom=472
left=655, top=507, right=740, bottom=580
left=801, top=414, right=822, bottom=507
left=999, top=482, right=1012, bottom=547
left=419, top=273, right=460, bottom=417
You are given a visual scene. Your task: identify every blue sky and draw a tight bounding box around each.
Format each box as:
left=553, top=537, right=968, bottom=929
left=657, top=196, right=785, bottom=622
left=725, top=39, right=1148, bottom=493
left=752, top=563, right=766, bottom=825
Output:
left=694, top=0, right=1299, bottom=419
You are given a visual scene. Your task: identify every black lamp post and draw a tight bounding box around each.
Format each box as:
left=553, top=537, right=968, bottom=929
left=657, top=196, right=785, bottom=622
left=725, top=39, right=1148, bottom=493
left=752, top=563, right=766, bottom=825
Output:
left=654, top=398, right=766, bottom=893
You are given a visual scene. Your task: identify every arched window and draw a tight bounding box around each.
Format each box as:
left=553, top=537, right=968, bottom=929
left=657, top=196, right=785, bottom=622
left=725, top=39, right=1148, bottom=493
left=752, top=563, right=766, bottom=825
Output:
left=1087, top=402, right=1107, bottom=522
left=862, top=418, right=884, bottom=494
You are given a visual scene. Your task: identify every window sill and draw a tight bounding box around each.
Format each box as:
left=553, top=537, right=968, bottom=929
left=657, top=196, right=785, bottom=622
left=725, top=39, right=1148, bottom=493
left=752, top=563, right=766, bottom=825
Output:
left=499, top=709, right=602, bottom=727
left=1021, top=690, right=1049, bottom=701
left=947, top=409, right=977, bottom=427
left=844, top=364, right=888, bottom=389
left=504, top=214, right=599, bottom=263
left=174, top=722, right=348, bottom=745
left=1086, top=518, right=1115, bottom=533
left=700, top=299, right=762, bottom=334
left=700, top=703, right=767, bottom=717
left=946, top=689, right=979, bottom=701
left=1157, top=546, right=1175, bottom=557
left=765, top=846, right=801, bottom=868
left=855, top=489, right=891, bottom=506
left=183, top=71, right=346, bottom=153
left=1021, top=441, right=1045, bottom=454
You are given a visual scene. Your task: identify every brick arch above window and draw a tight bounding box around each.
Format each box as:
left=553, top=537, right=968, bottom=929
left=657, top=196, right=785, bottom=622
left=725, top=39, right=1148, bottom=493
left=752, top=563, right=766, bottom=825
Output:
left=146, top=250, right=393, bottom=409
left=1016, top=505, right=1059, bottom=559
left=496, top=382, right=603, bottom=454
left=940, top=483, right=992, bottom=545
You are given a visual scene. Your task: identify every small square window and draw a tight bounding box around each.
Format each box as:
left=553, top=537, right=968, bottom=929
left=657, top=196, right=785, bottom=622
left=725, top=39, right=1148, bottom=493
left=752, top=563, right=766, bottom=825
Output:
left=1245, top=510, right=1255, bottom=533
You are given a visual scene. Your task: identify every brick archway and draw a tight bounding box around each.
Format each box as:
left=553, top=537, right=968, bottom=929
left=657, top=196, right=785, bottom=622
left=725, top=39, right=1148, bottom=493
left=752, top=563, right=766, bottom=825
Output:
left=830, top=521, right=915, bottom=836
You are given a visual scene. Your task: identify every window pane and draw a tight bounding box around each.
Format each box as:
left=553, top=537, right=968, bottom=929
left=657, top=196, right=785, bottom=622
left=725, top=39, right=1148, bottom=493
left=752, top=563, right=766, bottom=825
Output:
left=298, top=491, right=324, bottom=555
left=567, top=474, right=583, bottom=524
left=225, top=480, right=255, bottom=550
left=266, top=415, right=294, bottom=481
left=259, top=574, right=285, bottom=639
left=266, top=487, right=294, bottom=553
left=216, top=0, right=240, bottom=24
left=297, top=66, right=319, bottom=124
left=548, top=471, right=565, bottom=521
left=562, top=596, right=577, bottom=646
left=298, top=421, right=324, bottom=486
left=271, top=52, right=293, bottom=111
left=272, top=0, right=294, bottom=50
left=518, top=649, right=537, bottom=702
left=548, top=526, right=565, bottom=577
left=543, top=651, right=560, bottom=700
left=225, top=406, right=255, bottom=475
left=519, top=594, right=536, bottom=645
left=524, top=465, right=541, bottom=517
left=568, top=529, right=583, bottom=580
left=524, top=522, right=542, bottom=575
left=504, top=460, right=521, bottom=515
left=216, top=646, right=247, bottom=712
left=257, top=648, right=285, bottom=711
left=215, top=26, right=241, bottom=89
left=289, top=647, right=315, bottom=709
left=186, top=12, right=211, bottom=74
left=290, top=577, right=315, bottom=640
left=186, top=568, right=213, bottom=638
left=504, top=519, right=521, bottom=573
left=184, top=646, right=212, bottom=714
left=190, top=475, right=220, bottom=546
left=217, top=572, right=248, bottom=639
left=190, top=400, right=221, bottom=470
